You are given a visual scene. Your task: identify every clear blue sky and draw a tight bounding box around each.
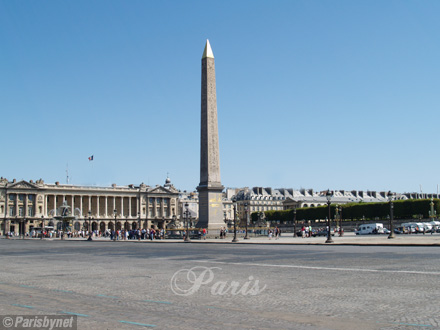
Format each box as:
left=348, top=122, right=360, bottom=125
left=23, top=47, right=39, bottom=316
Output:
left=1, top=0, right=440, bottom=194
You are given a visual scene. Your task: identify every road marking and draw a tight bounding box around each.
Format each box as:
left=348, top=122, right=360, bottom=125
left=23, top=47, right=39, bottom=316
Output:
left=60, top=311, right=89, bottom=317
left=97, top=294, right=118, bottom=299
left=194, top=260, right=440, bottom=275
left=54, top=289, right=74, bottom=293
left=119, top=320, right=156, bottom=327
left=143, top=299, right=172, bottom=305
left=392, top=322, right=433, bottom=327
left=12, top=304, right=34, bottom=309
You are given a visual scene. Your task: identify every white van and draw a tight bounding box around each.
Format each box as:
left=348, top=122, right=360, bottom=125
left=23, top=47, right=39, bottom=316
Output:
left=422, top=223, right=432, bottom=232
left=414, top=223, right=426, bottom=233
left=356, top=223, right=384, bottom=235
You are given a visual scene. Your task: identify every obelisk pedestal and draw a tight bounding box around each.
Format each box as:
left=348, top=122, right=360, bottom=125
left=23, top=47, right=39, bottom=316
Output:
left=196, top=40, right=224, bottom=231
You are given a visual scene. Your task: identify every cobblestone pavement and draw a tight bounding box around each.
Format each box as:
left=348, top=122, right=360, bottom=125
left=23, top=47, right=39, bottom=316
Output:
left=0, top=239, right=439, bottom=329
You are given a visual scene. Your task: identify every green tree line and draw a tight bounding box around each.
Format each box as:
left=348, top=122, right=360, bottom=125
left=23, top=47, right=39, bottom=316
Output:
left=251, top=199, right=440, bottom=223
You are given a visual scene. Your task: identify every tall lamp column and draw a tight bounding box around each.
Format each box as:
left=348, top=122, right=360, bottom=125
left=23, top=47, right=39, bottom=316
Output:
left=184, top=202, right=191, bottom=242
left=232, top=197, right=238, bottom=242
left=325, top=190, right=334, bottom=243
left=293, top=208, right=297, bottom=238
left=41, top=215, right=44, bottom=240
left=388, top=191, right=395, bottom=239
left=339, top=205, right=343, bottom=236
left=113, top=209, right=117, bottom=241
left=138, top=212, right=141, bottom=241
left=244, top=203, right=249, bottom=240
left=87, top=210, right=93, bottom=241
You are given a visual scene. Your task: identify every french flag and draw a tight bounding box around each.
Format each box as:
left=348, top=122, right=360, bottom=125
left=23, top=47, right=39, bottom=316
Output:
left=88, top=155, right=94, bottom=161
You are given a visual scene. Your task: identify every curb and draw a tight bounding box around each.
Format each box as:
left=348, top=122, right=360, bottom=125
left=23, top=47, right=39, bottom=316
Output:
left=2, top=237, right=440, bottom=247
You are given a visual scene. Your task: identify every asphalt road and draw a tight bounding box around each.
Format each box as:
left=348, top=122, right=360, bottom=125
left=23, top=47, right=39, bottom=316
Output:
left=0, top=239, right=439, bottom=330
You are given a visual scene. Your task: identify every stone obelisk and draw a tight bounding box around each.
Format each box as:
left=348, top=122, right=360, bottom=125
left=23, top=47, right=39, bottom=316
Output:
left=197, top=40, right=224, bottom=230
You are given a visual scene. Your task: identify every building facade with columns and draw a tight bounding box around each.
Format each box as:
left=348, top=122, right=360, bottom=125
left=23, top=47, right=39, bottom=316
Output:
left=0, top=177, right=179, bottom=235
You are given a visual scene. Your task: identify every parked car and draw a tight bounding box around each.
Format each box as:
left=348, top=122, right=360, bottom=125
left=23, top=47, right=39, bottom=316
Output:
left=312, top=229, right=334, bottom=237
left=382, top=228, right=390, bottom=234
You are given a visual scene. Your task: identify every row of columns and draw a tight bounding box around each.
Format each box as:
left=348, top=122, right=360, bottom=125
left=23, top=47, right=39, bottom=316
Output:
left=4, top=193, right=36, bottom=218
left=2, top=193, right=174, bottom=220
left=46, top=195, right=173, bottom=219
left=47, top=195, right=140, bottom=219
left=72, top=220, right=166, bottom=231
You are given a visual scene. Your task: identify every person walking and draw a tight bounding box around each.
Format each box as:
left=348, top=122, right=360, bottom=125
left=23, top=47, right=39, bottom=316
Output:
left=275, top=226, right=280, bottom=240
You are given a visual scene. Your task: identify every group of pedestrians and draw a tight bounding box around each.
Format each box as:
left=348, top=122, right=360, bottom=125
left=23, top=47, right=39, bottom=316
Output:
left=220, top=227, right=228, bottom=238
left=108, top=228, right=163, bottom=240
left=268, top=226, right=281, bottom=239
left=9, top=228, right=167, bottom=240
left=300, top=225, right=314, bottom=238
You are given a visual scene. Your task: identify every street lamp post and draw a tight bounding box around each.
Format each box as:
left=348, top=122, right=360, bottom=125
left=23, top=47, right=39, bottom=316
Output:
left=244, top=203, right=249, bottom=240
left=325, top=190, right=334, bottom=243
left=138, top=212, right=141, bottom=241
left=87, top=210, right=93, bottom=241
left=429, top=198, right=436, bottom=234
left=59, top=216, right=64, bottom=240
left=15, top=216, right=18, bottom=239
left=125, top=217, right=129, bottom=240
left=339, top=205, right=343, bottom=236
left=113, top=209, right=117, bottom=241
left=388, top=191, right=395, bottom=239
left=429, top=197, right=436, bottom=219
left=41, top=215, right=44, bottom=240
left=293, top=208, right=297, bottom=237
left=335, top=205, right=339, bottom=232
left=232, top=197, right=238, bottom=242
left=184, top=202, right=191, bottom=242
left=21, top=218, right=26, bottom=240
left=5, top=216, right=9, bottom=239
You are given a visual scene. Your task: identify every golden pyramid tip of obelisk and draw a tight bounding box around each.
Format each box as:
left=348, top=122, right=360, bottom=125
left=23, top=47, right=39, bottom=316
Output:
left=202, top=39, right=214, bottom=59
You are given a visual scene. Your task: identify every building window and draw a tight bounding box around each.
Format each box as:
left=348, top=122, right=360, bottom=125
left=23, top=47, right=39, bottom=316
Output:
left=9, top=195, right=15, bottom=201
left=28, top=195, right=34, bottom=201
left=19, top=207, right=24, bottom=216
left=19, top=195, right=24, bottom=201
left=9, top=208, right=14, bottom=216
left=28, top=207, right=34, bottom=216
left=149, top=197, right=154, bottom=204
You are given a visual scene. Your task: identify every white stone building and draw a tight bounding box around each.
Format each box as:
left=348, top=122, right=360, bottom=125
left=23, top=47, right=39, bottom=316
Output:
left=0, top=177, right=179, bottom=235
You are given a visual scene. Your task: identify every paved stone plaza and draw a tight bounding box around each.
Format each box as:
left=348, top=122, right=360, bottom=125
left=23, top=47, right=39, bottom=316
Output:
left=0, top=237, right=440, bottom=330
